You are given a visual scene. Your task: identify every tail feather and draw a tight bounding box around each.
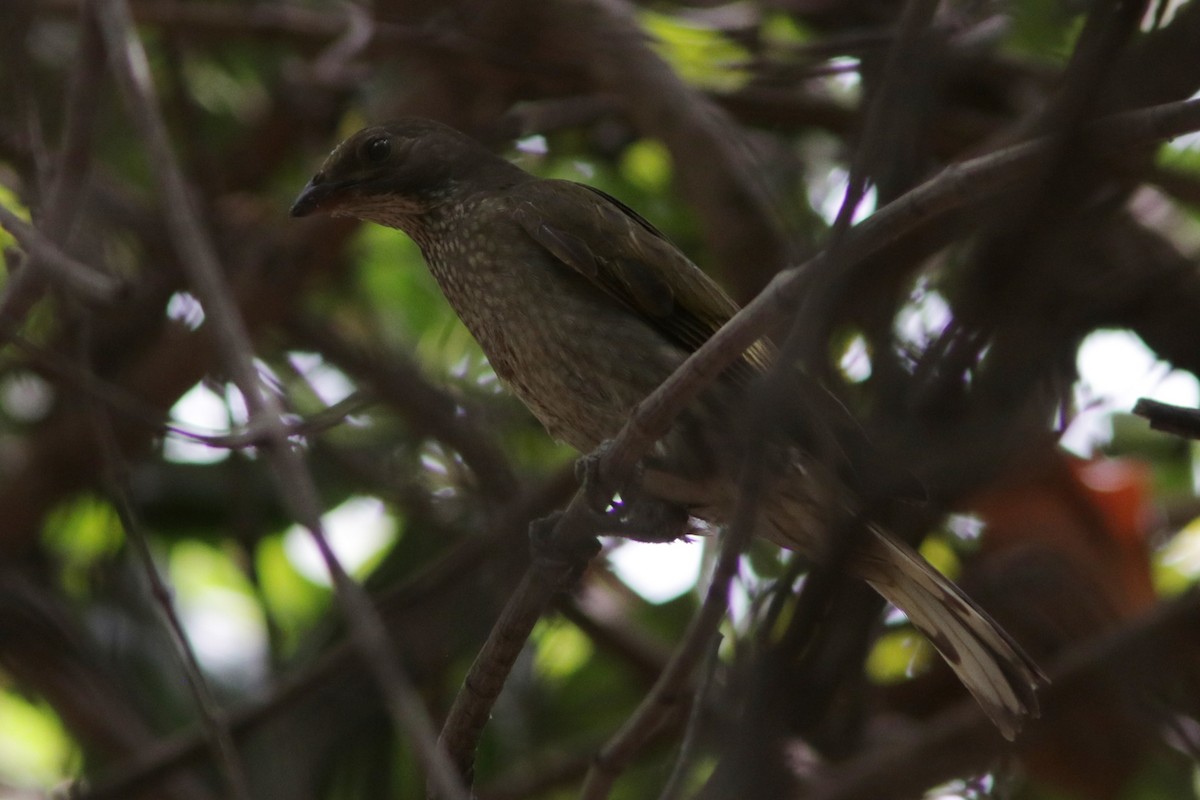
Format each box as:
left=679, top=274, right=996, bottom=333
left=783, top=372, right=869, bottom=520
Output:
left=659, top=470, right=1047, bottom=738
left=855, top=527, right=1048, bottom=740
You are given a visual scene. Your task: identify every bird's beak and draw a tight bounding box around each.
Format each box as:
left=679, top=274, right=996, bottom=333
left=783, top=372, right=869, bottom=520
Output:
left=290, top=176, right=341, bottom=218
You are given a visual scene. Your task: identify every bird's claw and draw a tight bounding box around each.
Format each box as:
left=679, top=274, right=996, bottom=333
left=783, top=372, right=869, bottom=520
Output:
left=576, top=444, right=618, bottom=515
left=574, top=443, right=691, bottom=543
left=611, top=496, right=691, bottom=543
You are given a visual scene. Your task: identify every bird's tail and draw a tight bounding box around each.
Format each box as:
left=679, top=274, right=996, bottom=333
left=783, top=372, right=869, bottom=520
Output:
left=654, top=466, right=1047, bottom=738
left=852, top=527, right=1048, bottom=740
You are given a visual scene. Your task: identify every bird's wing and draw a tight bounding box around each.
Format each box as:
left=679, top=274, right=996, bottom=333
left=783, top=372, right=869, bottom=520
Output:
left=509, top=179, right=770, bottom=381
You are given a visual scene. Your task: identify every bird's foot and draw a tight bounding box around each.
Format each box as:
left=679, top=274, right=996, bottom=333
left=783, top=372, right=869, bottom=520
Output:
left=575, top=443, right=619, bottom=515
left=609, top=495, right=691, bottom=543
left=575, top=444, right=691, bottom=544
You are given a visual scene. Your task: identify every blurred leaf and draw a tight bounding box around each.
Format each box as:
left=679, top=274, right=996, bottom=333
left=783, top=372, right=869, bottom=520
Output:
left=1005, top=0, right=1087, bottom=62
left=1157, top=135, right=1200, bottom=174
left=761, top=13, right=814, bottom=47
left=169, top=539, right=257, bottom=599
left=638, top=9, right=752, bottom=91
left=1154, top=517, right=1200, bottom=596
left=0, top=183, right=30, bottom=254
left=352, top=224, right=454, bottom=345
left=1109, top=413, right=1195, bottom=495
left=919, top=534, right=962, bottom=581
left=532, top=617, right=594, bottom=682
left=256, top=535, right=329, bottom=653
left=0, top=691, right=76, bottom=788
left=865, top=629, right=932, bottom=685
left=42, top=494, right=124, bottom=597
left=181, top=52, right=269, bottom=124
left=620, top=138, right=673, bottom=193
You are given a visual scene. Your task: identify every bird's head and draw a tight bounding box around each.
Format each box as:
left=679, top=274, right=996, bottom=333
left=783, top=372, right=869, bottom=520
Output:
left=290, top=118, right=525, bottom=225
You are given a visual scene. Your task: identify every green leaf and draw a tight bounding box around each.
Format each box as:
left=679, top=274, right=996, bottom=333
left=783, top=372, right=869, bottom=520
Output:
left=865, top=629, right=933, bottom=685
left=919, top=534, right=962, bottom=581
left=353, top=224, right=454, bottom=344
left=0, top=183, right=30, bottom=255
left=1004, top=0, right=1086, bottom=62
left=256, top=535, right=329, bottom=652
left=42, top=494, right=124, bottom=597
left=620, top=139, right=673, bottom=193
left=638, top=9, right=752, bottom=91
left=1155, top=516, right=1200, bottom=596
left=532, top=617, right=595, bottom=682
left=0, top=691, right=76, bottom=788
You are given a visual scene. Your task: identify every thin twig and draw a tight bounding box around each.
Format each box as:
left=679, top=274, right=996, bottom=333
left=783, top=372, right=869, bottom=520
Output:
left=0, top=3, right=108, bottom=340
left=807, top=588, right=1200, bottom=800
left=289, top=317, right=519, bottom=501
left=72, top=467, right=573, bottom=800
left=36, top=0, right=566, bottom=77
left=829, top=0, right=940, bottom=238
left=581, top=454, right=766, bottom=800
left=1132, top=397, right=1200, bottom=439
left=432, top=92, right=1200, bottom=794
left=658, top=632, right=723, bottom=800
left=90, top=388, right=253, bottom=800
left=0, top=203, right=122, bottom=303
left=9, top=327, right=370, bottom=452
left=8, top=331, right=175, bottom=427
left=597, top=95, right=1200, bottom=492
left=93, top=1, right=469, bottom=796
left=163, top=391, right=375, bottom=448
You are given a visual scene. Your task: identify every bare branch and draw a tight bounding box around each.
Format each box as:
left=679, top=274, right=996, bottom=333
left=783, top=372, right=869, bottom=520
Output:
left=0, top=2, right=109, bottom=339
left=0, top=203, right=122, bottom=303
left=658, top=632, right=723, bottom=800
left=1133, top=397, right=1200, bottom=440
left=432, top=92, right=1200, bottom=795
left=90, top=402, right=253, bottom=800
left=599, top=94, right=1200, bottom=492
left=289, top=317, right=520, bottom=502
left=552, top=0, right=792, bottom=295
left=807, top=589, right=1200, bottom=800
left=92, top=1, right=469, bottom=796
left=581, top=454, right=765, bottom=799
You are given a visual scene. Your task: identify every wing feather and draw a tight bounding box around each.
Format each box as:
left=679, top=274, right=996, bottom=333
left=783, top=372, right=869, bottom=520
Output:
left=510, top=179, right=770, bottom=385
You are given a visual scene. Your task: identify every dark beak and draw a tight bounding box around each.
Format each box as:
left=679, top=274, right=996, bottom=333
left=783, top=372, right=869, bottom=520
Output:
left=290, top=176, right=339, bottom=218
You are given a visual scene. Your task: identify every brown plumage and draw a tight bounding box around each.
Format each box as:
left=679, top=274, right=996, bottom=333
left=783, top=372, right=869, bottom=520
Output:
left=292, top=118, right=1046, bottom=738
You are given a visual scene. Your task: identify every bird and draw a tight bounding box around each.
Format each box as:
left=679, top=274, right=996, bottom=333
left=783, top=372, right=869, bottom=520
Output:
left=291, top=117, right=1046, bottom=739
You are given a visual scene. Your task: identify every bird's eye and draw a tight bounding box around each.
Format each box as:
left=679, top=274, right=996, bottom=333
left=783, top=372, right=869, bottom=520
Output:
left=363, top=136, right=391, bottom=163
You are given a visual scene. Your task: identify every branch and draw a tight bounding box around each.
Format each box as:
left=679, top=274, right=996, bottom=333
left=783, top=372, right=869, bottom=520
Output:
left=163, top=391, right=375, bottom=448
left=0, top=3, right=110, bottom=339
left=0, top=567, right=216, bottom=800
left=806, top=589, right=1200, bottom=800
left=436, top=552, right=587, bottom=783
left=432, top=92, right=1200, bottom=794
left=288, top=317, right=520, bottom=502
left=74, top=466, right=575, bottom=800
left=1132, top=397, right=1200, bottom=440
left=828, top=0, right=940, bottom=237
left=0, top=203, right=122, bottom=303
left=599, top=96, right=1200, bottom=489
left=658, top=632, right=722, bottom=800
left=580, top=425, right=766, bottom=799
left=553, top=0, right=791, bottom=295
left=92, top=1, right=468, bottom=797
left=90, top=403, right=252, bottom=800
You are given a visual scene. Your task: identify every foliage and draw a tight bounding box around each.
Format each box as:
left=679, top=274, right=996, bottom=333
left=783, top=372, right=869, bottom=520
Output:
left=1, top=1, right=1199, bottom=799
